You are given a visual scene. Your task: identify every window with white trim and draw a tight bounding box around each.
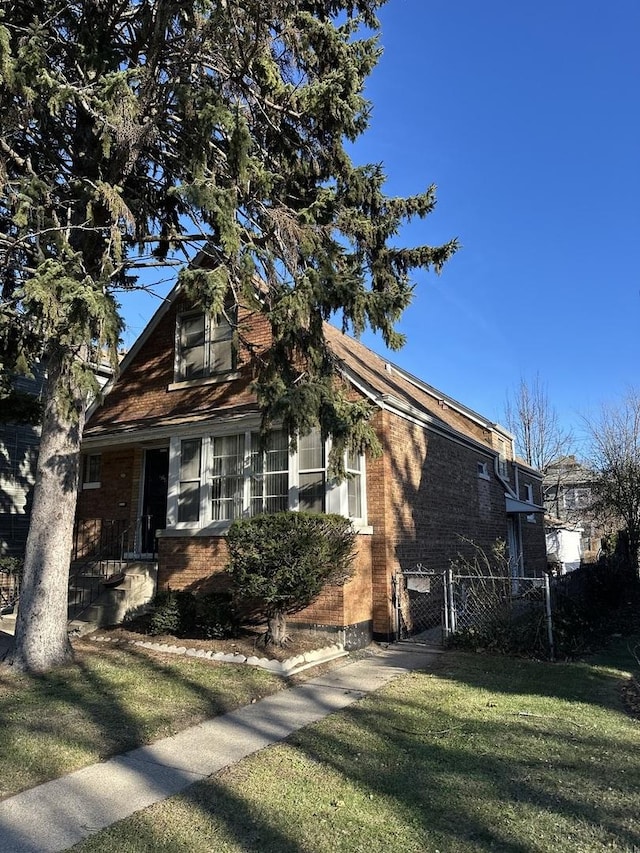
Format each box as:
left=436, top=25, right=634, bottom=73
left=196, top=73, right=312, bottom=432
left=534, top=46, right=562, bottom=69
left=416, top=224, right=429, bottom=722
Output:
left=477, top=460, right=489, bottom=479
left=346, top=450, right=363, bottom=519
left=298, top=429, right=326, bottom=513
left=167, top=427, right=366, bottom=529
left=82, top=453, right=101, bottom=489
left=523, top=483, right=534, bottom=503
left=211, top=434, right=245, bottom=520
left=250, top=430, right=289, bottom=515
left=175, top=309, right=234, bottom=381
left=563, top=487, right=590, bottom=511
left=178, top=439, right=201, bottom=522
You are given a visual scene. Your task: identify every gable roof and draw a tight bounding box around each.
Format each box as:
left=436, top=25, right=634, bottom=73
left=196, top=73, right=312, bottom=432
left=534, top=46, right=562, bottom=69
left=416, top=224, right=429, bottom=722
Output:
left=323, top=324, right=511, bottom=450
left=85, top=282, right=518, bottom=462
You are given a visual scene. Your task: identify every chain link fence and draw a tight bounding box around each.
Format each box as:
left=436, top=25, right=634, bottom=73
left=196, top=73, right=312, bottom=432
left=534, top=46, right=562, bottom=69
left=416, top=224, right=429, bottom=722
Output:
left=395, top=567, right=556, bottom=658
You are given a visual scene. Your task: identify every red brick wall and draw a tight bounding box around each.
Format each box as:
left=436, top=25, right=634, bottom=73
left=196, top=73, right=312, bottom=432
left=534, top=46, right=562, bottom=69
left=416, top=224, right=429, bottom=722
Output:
left=87, top=300, right=271, bottom=434
left=157, top=537, right=230, bottom=592
left=75, top=447, right=140, bottom=555
left=368, top=412, right=532, bottom=638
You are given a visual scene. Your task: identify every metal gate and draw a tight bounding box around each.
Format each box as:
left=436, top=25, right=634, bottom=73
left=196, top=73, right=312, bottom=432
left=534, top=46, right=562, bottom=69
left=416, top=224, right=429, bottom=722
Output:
left=394, top=568, right=555, bottom=656
left=394, top=566, right=447, bottom=645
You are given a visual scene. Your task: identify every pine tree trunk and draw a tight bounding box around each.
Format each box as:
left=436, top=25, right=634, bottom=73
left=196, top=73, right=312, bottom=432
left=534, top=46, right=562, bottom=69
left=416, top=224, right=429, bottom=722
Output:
left=266, top=611, right=289, bottom=647
left=12, top=352, right=86, bottom=673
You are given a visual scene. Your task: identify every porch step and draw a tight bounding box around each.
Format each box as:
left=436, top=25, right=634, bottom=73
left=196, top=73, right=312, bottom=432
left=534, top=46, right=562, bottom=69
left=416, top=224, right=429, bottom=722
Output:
left=68, top=562, right=157, bottom=631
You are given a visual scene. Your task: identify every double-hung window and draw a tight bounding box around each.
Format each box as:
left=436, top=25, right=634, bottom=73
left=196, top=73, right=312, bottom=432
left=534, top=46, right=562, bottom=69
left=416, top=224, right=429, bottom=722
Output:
left=175, top=310, right=234, bottom=381
left=211, top=434, right=245, bottom=521
left=178, top=439, right=202, bottom=522
left=250, top=430, right=289, bottom=515
left=168, top=426, right=367, bottom=530
left=82, top=453, right=101, bottom=489
left=346, top=450, right=363, bottom=520
left=298, top=429, right=326, bottom=513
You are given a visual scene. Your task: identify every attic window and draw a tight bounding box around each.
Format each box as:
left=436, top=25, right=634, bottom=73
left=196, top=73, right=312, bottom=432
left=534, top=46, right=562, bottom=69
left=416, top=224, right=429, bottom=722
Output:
left=175, top=309, right=235, bottom=382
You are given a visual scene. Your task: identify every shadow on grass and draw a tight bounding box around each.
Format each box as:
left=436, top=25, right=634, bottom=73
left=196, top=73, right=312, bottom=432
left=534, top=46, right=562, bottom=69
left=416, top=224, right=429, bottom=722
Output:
left=3, top=641, right=640, bottom=852
left=0, top=641, right=280, bottom=797
left=69, top=647, right=640, bottom=853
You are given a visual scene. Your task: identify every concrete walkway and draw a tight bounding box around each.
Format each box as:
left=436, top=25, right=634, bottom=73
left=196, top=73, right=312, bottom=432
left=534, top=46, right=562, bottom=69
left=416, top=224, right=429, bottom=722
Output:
left=0, top=641, right=440, bottom=853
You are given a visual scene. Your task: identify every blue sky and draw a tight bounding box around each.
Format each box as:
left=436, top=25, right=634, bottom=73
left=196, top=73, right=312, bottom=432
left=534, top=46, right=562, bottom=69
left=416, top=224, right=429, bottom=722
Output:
left=120, top=0, right=640, bottom=443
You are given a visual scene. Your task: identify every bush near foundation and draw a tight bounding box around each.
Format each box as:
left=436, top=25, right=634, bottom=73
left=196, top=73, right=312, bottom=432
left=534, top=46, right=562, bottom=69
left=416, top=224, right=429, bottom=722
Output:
left=226, top=512, right=357, bottom=646
left=148, top=589, right=238, bottom=639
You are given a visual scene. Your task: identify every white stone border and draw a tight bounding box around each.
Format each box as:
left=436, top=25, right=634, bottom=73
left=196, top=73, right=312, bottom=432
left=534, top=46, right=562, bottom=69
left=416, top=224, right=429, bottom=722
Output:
left=88, top=635, right=348, bottom=675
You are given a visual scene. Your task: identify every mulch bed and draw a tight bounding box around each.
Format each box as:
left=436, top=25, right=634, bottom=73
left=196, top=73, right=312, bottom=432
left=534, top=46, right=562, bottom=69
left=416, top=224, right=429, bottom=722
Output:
left=78, top=625, right=340, bottom=663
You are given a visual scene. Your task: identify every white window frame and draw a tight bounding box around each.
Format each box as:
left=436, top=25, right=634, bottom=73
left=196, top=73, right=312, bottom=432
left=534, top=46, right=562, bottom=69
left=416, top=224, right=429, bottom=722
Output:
left=173, top=309, right=236, bottom=385
left=523, top=483, right=534, bottom=504
left=166, top=426, right=368, bottom=533
left=82, top=453, right=101, bottom=489
left=477, top=460, right=490, bottom=480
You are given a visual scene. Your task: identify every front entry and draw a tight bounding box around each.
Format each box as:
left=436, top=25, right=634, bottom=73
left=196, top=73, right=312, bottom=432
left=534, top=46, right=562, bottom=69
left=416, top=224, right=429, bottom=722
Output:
left=141, top=448, right=169, bottom=555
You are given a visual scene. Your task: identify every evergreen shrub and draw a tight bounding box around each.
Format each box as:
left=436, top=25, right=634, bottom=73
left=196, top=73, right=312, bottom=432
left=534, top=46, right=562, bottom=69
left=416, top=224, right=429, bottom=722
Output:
left=226, top=511, right=357, bottom=645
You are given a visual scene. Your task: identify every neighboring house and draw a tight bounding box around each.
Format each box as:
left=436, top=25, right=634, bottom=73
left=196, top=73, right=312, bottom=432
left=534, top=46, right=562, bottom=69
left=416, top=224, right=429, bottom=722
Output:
left=545, top=516, right=583, bottom=574
left=0, top=361, right=113, bottom=557
left=544, top=456, right=608, bottom=563
left=0, top=366, right=45, bottom=556
left=76, top=285, right=547, bottom=646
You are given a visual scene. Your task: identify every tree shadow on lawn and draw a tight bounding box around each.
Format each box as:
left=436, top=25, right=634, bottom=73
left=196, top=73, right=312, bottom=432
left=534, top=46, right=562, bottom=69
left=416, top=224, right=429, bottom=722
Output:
left=280, top=687, right=640, bottom=851
left=0, top=641, right=281, bottom=797
left=74, top=685, right=640, bottom=853
left=435, top=645, right=637, bottom=715
left=71, top=652, right=640, bottom=853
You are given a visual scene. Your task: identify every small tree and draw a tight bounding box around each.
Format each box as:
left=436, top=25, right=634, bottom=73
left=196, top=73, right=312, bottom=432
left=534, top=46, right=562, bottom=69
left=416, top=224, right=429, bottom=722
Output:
left=226, top=512, right=356, bottom=646
left=584, top=389, right=640, bottom=575
left=504, top=374, right=574, bottom=477
left=504, top=374, right=575, bottom=516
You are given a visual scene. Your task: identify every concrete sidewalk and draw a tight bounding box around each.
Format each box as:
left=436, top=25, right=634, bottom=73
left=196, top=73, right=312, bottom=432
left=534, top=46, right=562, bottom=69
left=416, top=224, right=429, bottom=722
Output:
left=0, top=642, right=440, bottom=853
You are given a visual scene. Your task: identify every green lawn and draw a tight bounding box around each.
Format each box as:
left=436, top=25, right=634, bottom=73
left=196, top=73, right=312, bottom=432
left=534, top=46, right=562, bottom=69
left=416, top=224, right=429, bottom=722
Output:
left=0, top=641, right=283, bottom=799
left=71, top=639, right=640, bottom=853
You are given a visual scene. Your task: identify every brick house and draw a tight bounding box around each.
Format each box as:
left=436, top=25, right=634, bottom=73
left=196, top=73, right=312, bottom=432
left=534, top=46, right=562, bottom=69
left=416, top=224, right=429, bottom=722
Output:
left=76, top=285, right=547, bottom=646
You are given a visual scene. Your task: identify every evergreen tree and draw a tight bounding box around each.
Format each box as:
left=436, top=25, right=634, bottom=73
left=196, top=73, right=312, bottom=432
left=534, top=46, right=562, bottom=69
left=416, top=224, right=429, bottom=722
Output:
left=0, top=0, right=457, bottom=672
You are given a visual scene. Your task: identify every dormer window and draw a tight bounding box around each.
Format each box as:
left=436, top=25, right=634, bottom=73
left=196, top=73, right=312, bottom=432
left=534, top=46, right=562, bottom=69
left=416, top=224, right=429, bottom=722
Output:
left=175, top=309, right=235, bottom=382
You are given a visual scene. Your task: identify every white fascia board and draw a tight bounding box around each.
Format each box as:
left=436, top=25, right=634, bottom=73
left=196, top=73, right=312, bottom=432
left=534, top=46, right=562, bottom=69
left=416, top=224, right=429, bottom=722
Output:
left=82, top=410, right=263, bottom=450
left=86, top=282, right=182, bottom=421
left=337, top=366, right=498, bottom=459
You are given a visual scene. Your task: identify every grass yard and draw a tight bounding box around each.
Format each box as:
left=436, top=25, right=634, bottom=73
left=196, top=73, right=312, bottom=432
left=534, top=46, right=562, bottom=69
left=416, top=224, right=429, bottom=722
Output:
left=0, top=640, right=283, bottom=799
left=71, top=638, right=640, bottom=853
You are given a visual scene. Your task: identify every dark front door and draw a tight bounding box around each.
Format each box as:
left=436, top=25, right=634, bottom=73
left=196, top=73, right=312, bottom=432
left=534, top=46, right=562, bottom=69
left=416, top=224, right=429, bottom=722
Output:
left=141, top=448, right=169, bottom=554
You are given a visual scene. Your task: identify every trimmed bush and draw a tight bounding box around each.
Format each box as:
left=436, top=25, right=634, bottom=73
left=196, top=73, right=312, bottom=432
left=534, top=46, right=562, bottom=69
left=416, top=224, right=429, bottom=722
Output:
left=226, top=511, right=357, bottom=646
left=148, top=589, right=196, bottom=637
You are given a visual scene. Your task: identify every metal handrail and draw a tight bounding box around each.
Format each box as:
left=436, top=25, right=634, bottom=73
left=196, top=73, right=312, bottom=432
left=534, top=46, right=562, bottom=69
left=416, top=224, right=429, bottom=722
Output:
left=68, top=520, right=129, bottom=622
